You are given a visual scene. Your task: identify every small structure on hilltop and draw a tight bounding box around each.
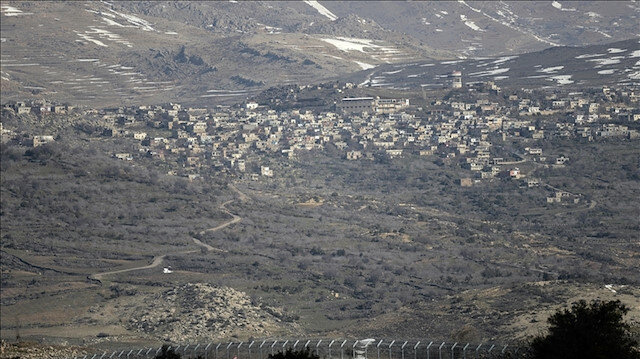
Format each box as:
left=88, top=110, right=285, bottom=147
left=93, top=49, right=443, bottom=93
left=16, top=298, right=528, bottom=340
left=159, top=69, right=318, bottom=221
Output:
left=451, top=70, right=463, bottom=89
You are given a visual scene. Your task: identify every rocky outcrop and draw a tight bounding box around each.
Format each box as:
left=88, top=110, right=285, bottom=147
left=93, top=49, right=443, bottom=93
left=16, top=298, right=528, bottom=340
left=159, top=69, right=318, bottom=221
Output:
left=124, top=283, right=286, bottom=342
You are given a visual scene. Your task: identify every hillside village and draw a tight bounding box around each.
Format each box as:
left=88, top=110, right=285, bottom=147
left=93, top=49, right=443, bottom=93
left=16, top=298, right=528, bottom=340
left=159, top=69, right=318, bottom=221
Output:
left=2, top=81, right=639, bottom=206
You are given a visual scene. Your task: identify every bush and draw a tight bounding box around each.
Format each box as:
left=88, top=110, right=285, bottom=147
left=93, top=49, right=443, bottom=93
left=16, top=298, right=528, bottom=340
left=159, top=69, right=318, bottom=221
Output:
left=268, top=348, right=319, bottom=359
left=155, top=345, right=181, bottom=359
left=530, top=300, right=639, bottom=359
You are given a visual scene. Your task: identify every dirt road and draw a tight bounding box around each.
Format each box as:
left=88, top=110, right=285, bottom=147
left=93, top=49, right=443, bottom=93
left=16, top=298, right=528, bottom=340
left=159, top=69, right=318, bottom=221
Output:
left=90, top=186, right=244, bottom=281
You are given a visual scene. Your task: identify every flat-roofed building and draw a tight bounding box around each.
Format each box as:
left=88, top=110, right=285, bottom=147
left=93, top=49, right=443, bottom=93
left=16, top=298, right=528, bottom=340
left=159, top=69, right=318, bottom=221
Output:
left=339, top=97, right=375, bottom=113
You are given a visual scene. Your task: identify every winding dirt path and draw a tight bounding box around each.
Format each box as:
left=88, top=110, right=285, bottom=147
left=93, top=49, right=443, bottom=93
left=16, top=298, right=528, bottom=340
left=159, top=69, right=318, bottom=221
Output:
left=90, top=186, right=244, bottom=281
left=92, top=255, right=168, bottom=281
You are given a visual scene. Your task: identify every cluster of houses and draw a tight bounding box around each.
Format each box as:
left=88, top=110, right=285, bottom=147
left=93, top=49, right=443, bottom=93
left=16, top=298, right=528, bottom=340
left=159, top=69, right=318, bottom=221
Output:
left=1, top=83, right=638, bottom=190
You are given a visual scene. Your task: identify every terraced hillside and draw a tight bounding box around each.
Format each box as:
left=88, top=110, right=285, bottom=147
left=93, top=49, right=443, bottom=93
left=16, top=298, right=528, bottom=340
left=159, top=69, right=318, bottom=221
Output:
left=349, top=38, right=640, bottom=91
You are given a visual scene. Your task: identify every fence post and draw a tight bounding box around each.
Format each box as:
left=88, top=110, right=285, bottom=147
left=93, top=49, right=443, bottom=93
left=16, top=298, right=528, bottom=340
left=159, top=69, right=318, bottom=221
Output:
left=487, top=345, right=495, bottom=354
left=437, top=343, right=444, bottom=359
left=204, top=344, right=212, bottom=359
left=118, top=350, right=125, bottom=358
left=293, top=341, right=300, bottom=350
left=501, top=345, right=508, bottom=354
left=474, top=344, right=481, bottom=359
left=316, top=340, right=322, bottom=357
left=146, top=348, right=153, bottom=358
left=451, top=343, right=457, bottom=359
left=92, top=354, right=98, bottom=359
left=238, top=342, right=244, bottom=359
left=425, top=342, right=433, bottom=359
left=353, top=340, right=359, bottom=359
left=282, top=340, right=289, bottom=354
left=376, top=340, right=383, bottom=359
left=388, top=340, right=395, bottom=359
left=462, top=344, right=469, bottom=359
left=184, top=345, right=190, bottom=357
left=216, top=343, right=222, bottom=359
left=413, top=341, right=420, bottom=359
left=271, top=341, right=277, bottom=356
left=194, top=344, right=201, bottom=358
left=248, top=341, right=255, bottom=359
left=401, top=341, right=408, bottom=359
left=341, top=340, right=347, bottom=359
left=227, top=342, right=234, bottom=359
left=328, top=339, right=336, bottom=359
left=136, top=348, right=143, bottom=357
left=260, top=341, right=267, bottom=359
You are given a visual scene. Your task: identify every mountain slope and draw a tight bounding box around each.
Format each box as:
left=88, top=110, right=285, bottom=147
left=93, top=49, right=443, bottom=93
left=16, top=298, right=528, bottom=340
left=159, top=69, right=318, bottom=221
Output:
left=348, top=38, right=640, bottom=91
left=0, top=1, right=447, bottom=107
left=1, top=1, right=638, bottom=107
left=318, top=1, right=640, bottom=57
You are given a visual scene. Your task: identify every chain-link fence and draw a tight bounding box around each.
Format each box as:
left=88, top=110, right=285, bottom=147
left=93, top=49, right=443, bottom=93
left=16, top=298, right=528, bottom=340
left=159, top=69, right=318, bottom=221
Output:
left=70, top=339, right=525, bottom=359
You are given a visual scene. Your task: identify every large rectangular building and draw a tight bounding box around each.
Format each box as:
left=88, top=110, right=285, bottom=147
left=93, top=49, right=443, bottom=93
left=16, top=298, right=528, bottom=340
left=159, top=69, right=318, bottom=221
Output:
left=339, top=97, right=375, bottom=113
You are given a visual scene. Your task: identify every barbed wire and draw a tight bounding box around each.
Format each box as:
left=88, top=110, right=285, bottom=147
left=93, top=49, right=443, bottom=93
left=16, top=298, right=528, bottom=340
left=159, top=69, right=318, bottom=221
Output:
left=69, top=338, right=525, bottom=359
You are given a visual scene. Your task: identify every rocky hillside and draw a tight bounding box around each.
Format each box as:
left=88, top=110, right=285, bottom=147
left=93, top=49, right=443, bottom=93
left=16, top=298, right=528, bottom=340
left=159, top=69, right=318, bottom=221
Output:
left=0, top=1, right=442, bottom=108
left=317, top=1, right=640, bottom=57
left=0, top=341, right=87, bottom=359
left=114, top=284, right=294, bottom=342
left=1, top=1, right=638, bottom=107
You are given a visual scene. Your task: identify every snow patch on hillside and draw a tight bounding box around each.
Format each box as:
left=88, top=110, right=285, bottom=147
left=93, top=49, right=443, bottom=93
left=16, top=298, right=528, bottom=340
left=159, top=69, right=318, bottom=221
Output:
left=76, top=32, right=108, bottom=47
left=303, top=1, right=337, bottom=21
left=458, top=0, right=481, bottom=13
left=321, top=37, right=375, bottom=52
left=458, top=0, right=561, bottom=47
left=319, top=37, right=408, bottom=64
left=1, top=5, right=33, bottom=16
left=537, top=66, right=564, bottom=74
left=469, top=68, right=510, bottom=77
left=548, top=74, right=573, bottom=85
left=594, top=29, right=612, bottom=38
left=460, top=15, right=484, bottom=32
left=587, top=57, right=622, bottom=68
left=101, top=17, right=125, bottom=27
left=575, top=53, right=606, bottom=59
left=106, top=7, right=155, bottom=31
left=354, top=61, right=375, bottom=70
left=551, top=1, right=576, bottom=11
left=493, top=56, right=518, bottom=65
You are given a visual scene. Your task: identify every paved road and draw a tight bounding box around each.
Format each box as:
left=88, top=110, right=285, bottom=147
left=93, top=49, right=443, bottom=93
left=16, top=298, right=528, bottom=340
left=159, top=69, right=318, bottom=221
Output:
left=90, top=187, right=244, bottom=281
